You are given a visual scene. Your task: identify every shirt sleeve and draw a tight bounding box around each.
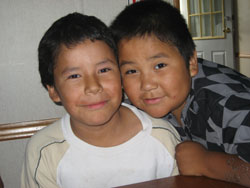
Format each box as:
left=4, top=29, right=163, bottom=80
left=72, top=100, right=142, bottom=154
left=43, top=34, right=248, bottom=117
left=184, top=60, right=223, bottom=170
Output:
left=20, top=121, right=67, bottom=188
left=150, top=117, right=181, bottom=176
left=20, top=136, right=59, bottom=188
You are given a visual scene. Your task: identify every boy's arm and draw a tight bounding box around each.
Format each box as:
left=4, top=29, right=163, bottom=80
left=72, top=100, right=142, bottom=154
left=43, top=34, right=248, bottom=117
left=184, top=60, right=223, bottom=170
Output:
left=176, top=141, right=250, bottom=187
left=21, top=139, right=59, bottom=188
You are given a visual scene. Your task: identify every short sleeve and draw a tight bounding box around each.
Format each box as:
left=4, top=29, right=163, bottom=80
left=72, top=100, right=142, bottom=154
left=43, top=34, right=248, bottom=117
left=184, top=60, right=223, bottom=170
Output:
left=150, top=117, right=181, bottom=176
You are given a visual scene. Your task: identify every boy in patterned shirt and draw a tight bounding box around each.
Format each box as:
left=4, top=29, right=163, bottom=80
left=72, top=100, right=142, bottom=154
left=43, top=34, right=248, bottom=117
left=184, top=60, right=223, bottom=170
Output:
left=110, top=0, right=250, bottom=187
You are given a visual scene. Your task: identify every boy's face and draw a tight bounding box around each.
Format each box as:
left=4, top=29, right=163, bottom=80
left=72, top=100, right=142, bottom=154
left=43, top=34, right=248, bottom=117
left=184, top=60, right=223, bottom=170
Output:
left=47, top=40, right=122, bottom=127
left=118, top=35, right=198, bottom=118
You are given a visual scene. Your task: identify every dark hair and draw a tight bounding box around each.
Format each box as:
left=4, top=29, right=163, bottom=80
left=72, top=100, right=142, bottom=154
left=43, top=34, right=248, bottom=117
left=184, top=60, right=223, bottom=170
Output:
left=39, top=12, right=117, bottom=89
left=110, top=0, right=195, bottom=67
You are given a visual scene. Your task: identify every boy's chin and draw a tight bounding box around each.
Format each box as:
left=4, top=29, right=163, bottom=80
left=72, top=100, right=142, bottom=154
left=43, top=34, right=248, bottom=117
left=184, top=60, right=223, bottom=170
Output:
left=144, top=109, right=168, bottom=118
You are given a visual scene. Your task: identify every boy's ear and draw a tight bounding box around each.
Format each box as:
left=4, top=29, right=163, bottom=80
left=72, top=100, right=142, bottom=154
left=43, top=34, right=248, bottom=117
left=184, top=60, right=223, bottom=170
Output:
left=46, top=85, right=61, bottom=103
left=189, top=51, right=198, bottom=77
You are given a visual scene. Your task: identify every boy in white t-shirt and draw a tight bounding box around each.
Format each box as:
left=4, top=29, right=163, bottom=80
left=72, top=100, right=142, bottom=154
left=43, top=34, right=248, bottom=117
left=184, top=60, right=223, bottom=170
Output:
left=21, top=13, right=180, bottom=188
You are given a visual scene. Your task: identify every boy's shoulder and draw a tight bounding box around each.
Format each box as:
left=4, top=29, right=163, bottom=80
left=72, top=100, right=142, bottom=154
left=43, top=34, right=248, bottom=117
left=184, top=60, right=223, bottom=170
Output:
left=193, top=58, right=250, bottom=94
left=148, top=115, right=181, bottom=144
left=26, top=118, right=66, bottom=153
left=148, top=115, right=181, bottom=176
left=196, top=58, right=250, bottom=86
left=121, top=102, right=181, bottom=145
left=122, top=102, right=180, bottom=136
left=22, top=118, right=69, bottom=187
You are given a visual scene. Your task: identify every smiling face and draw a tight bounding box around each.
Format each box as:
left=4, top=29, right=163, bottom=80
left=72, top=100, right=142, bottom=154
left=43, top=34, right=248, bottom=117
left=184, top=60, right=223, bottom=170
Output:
left=118, top=35, right=198, bottom=119
left=47, top=40, right=122, bottom=128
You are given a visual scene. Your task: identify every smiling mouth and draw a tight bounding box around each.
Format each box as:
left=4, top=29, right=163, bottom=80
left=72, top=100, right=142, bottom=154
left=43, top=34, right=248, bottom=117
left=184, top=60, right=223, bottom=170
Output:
left=86, top=101, right=107, bottom=110
left=144, top=97, right=162, bottom=105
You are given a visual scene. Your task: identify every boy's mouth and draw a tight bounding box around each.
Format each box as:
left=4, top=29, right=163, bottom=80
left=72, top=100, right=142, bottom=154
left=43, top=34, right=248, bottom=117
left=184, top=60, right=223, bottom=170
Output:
left=143, top=97, right=162, bottom=105
left=86, top=101, right=107, bottom=110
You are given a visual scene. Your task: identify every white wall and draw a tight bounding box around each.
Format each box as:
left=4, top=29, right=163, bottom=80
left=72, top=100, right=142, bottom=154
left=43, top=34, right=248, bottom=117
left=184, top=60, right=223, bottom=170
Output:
left=0, top=138, right=29, bottom=188
left=0, top=1, right=127, bottom=187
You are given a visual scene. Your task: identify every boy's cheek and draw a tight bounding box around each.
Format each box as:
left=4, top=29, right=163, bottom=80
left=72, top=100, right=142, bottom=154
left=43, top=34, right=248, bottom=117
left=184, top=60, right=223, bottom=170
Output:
left=123, top=85, right=137, bottom=99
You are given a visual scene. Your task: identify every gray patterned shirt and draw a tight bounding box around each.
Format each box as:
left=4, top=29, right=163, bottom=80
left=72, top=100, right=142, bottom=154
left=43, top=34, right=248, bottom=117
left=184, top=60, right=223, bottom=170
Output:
left=165, top=58, right=250, bottom=162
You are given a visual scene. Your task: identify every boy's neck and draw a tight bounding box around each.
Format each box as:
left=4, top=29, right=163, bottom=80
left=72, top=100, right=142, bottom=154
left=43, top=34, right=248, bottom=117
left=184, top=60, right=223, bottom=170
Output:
left=71, top=106, right=142, bottom=147
left=172, top=102, right=186, bottom=127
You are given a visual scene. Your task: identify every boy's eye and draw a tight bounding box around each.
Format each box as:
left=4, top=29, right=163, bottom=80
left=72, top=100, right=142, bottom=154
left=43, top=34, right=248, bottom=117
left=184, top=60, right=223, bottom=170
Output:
left=125, top=69, right=137, bottom=74
left=99, top=68, right=111, bottom=73
left=68, top=74, right=80, bottom=79
left=155, top=63, right=166, bottom=70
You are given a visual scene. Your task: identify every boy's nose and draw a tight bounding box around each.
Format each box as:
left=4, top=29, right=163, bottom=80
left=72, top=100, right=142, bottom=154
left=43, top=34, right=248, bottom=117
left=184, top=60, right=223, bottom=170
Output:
left=140, top=73, right=158, bottom=91
left=84, top=76, right=103, bottom=95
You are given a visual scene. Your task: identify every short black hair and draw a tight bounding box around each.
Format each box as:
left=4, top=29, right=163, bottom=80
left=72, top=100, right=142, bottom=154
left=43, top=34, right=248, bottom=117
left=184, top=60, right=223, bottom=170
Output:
left=39, top=12, right=117, bottom=89
left=110, top=0, right=195, bottom=67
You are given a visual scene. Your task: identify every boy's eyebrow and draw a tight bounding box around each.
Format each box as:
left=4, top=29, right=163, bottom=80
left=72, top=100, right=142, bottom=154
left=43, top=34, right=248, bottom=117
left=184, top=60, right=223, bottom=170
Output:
left=61, top=67, right=80, bottom=75
left=148, top=53, right=169, bottom=60
left=97, top=58, right=117, bottom=65
left=61, top=58, right=116, bottom=75
left=119, top=53, right=169, bottom=67
left=119, top=60, right=134, bottom=67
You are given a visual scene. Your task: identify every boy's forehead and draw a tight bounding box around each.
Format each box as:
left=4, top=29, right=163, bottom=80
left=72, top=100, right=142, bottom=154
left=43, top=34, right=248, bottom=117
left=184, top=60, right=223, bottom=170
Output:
left=117, top=34, right=185, bottom=64
left=58, top=39, right=112, bottom=56
left=118, top=34, right=172, bottom=54
left=55, top=40, right=117, bottom=66
left=119, top=34, right=154, bottom=44
left=118, top=34, right=174, bottom=49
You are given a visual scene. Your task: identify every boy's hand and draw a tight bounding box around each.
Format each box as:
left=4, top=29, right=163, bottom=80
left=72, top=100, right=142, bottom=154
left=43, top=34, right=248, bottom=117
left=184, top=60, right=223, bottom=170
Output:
left=175, top=141, right=208, bottom=176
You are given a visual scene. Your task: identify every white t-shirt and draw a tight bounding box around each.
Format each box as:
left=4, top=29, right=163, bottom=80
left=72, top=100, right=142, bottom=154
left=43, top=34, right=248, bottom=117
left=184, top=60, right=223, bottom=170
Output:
left=21, top=103, right=180, bottom=188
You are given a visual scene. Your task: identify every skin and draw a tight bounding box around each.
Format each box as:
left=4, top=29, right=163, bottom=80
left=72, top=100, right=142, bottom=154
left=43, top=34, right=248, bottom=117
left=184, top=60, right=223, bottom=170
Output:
left=118, top=34, right=250, bottom=187
left=47, top=40, right=141, bottom=147
left=118, top=34, right=198, bottom=121
left=176, top=141, right=250, bottom=187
